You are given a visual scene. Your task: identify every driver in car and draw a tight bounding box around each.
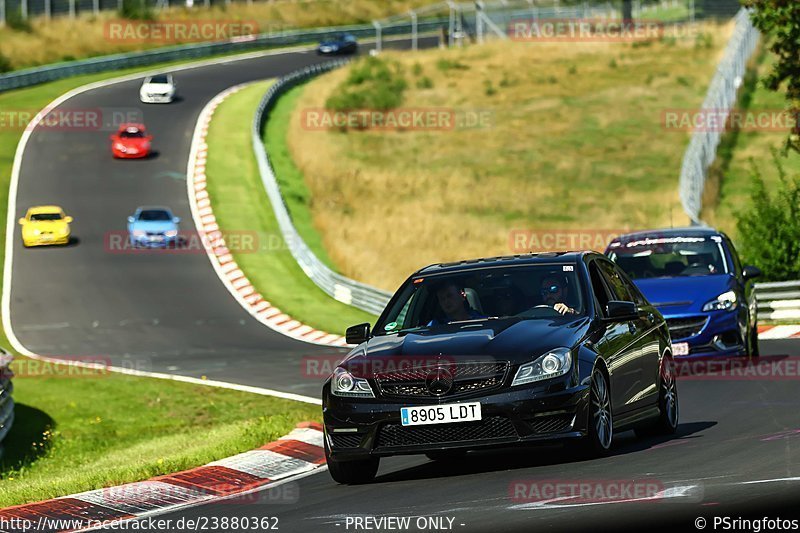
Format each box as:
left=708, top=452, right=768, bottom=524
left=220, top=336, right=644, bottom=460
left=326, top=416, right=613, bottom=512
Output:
left=427, top=282, right=485, bottom=325
left=538, top=275, right=577, bottom=315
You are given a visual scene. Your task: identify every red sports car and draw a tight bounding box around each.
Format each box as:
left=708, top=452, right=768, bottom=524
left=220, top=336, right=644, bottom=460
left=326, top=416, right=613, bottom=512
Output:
left=110, top=123, right=152, bottom=159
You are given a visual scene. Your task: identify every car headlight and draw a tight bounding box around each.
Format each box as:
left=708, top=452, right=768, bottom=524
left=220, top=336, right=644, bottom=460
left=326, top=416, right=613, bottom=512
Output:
left=512, top=347, right=572, bottom=386
left=165, top=230, right=178, bottom=237
left=132, top=230, right=146, bottom=237
left=331, top=366, right=374, bottom=397
left=115, top=143, right=127, bottom=152
left=31, top=229, right=41, bottom=236
left=702, top=290, right=737, bottom=312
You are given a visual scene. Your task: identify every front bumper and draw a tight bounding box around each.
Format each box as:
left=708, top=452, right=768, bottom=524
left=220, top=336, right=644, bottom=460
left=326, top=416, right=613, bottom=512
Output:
left=668, top=309, right=746, bottom=358
left=129, top=234, right=178, bottom=248
left=140, top=94, right=174, bottom=104
left=22, top=233, right=69, bottom=246
left=323, top=381, right=589, bottom=461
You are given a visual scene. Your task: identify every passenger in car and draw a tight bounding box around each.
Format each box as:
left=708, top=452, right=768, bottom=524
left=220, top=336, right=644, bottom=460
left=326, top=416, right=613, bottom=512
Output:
left=427, top=282, right=486, bottom=326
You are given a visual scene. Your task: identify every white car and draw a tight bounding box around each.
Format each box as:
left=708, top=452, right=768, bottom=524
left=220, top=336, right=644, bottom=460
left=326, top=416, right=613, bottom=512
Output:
left=139, top=74, right=176, bottom=104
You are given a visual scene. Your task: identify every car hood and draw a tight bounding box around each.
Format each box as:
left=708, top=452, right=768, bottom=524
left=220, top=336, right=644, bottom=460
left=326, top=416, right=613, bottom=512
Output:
left=129, top=221, right=177, bottom=233
left=319, top=41, right=342, bottom=47
left=634, top=274, right=736, bottom=315
left=343, top=317, right=591, bottom=370
left=115, top=137, right=149, bottom=149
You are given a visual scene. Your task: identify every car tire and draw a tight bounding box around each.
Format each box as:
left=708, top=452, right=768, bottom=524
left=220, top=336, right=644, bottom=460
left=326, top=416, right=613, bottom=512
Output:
left=635, top=357, right=679, bottom=438
left=324, top=439, right=379, bottom=485
left=574, top=368, right=613, bottom=457
left=425, top=450, right=467, bottom=461
left=748, top=324, right=760, bottom=358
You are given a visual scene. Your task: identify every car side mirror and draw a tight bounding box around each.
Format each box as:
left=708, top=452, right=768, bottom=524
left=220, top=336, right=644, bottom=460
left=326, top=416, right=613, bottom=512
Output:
left=742, top=265, right=761, bottom=281
left=64, top=216, right=73, bottom=223
left=345, top=323, right=371, bottom=345
left=605, top=300, right=638, bottom=321
left=127, top=216, right=135, bottom=224
left=18, top=218, right=25, bottom=225
left=173, top=217, right=181, bottom=224
left=146, top=135, right=153, bottom=141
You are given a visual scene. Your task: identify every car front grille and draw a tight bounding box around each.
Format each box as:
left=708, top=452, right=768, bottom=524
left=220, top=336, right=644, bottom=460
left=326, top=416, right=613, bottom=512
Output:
left=330, top=433, right=363, bottom=449
left=375, top=416, right=518, bottom=449
left=375, top=361, right=510, bottom=399
left=526, top=414, right=574, bottom=434
left=666, top=316, right=708, bottom=340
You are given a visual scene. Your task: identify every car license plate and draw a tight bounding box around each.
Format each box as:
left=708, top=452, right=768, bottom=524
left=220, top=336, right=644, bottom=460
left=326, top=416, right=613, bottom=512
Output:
left=673, top=342, right=689, bottom=356
left=400, top=402, right=481, bottom=427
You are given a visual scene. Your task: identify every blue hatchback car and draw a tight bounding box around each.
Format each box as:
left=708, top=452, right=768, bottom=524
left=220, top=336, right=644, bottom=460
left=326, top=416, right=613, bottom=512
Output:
left=127, top=206, right=180, bottom=248
left=606, top=227, right=761, bottom=358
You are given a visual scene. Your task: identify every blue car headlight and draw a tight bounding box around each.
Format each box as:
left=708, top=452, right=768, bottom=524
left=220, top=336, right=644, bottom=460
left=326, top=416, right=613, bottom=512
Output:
left=165, top=230, right=178, bottom=238
left=132, top=230, right=146, bottom=237
left=512, top=347, right=572, bottom=386
left=702, top=290, right=737, bottom=312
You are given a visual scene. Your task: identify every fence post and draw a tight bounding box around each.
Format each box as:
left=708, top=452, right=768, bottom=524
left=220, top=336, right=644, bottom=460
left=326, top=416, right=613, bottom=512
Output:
left=0, top=0, right=5, bottom=27
left=410, top=9, right=417, bottom=51
left=372, top=20, right=382, bottom=54
left=94, top=0, right=99, bottom=15
left=44, top=0, right=50, bottom=19
left=21, top=0, right=27, bottom=20
left=69, top=0, right=76, bottom=19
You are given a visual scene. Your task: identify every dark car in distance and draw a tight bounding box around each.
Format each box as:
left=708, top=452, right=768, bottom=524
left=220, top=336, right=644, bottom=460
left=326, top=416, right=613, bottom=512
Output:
left=317, top=33, right=358, bottom=55
left=323, top=252, right=679, bottom=484
left=606, top=227, right=761, bottom=358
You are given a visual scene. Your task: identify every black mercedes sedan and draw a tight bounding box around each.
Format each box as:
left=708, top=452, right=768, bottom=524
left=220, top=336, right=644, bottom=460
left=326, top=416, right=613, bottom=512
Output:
left=323, top=252, right=679, bottom=484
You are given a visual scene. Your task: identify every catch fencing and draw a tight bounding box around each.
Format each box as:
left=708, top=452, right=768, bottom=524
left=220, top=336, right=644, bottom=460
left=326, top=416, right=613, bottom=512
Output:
left=677, top=7, right=760, bottom=223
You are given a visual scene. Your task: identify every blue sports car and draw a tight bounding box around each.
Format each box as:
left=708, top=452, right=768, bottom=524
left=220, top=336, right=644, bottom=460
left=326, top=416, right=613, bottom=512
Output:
left=127, top=206, right=180, bottom=248
left=606, top=227, right=761, bottom=358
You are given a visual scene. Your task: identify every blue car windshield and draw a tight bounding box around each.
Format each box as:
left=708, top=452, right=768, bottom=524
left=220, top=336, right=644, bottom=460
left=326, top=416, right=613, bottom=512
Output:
left=138, top=210, right=171, bottom=221
left=607, top=236, right=729, bottom=279
left=374, top=264, right=586, bottom=336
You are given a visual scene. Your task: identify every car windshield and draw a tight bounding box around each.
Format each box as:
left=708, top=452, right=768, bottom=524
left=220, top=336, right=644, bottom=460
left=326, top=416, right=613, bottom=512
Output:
left=374, top=264, right=586, bottom=336
left=607, top=235, right=729, bottom=279
left=30, top=213, right=62, bottom=221
left=138, top=210, right=171, bottom=221
left=149, top=75, right=169, bottom=84
left=119, top=129, right=144, bottom=138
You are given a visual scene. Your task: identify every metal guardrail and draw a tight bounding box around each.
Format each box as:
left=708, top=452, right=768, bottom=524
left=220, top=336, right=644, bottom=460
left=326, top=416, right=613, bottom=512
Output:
left=0, top=349, right=14, bottom=446
left=754, top=281, right=800, bottom=321
left=0, top=18, right=448, bottom=93
left=678, top=7, right=760, bottom=223
left=252, top=61, right=392, bottom=317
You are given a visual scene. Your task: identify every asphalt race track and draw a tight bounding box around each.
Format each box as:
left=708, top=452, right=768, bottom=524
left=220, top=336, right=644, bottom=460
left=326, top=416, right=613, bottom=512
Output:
left=9, top=40, right=433, bottom=397
left=9, top=38, right=800, bottom=533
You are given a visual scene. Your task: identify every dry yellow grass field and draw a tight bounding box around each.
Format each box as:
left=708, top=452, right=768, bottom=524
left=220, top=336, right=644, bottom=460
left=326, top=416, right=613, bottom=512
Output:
left=0, top=0, right=433, bottom=69
left=285, top=23, right=733, bottom=291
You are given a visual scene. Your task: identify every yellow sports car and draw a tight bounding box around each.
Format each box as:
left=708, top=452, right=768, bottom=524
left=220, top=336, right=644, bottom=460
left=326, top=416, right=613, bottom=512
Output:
left=19, top=206, right=73, bottom=247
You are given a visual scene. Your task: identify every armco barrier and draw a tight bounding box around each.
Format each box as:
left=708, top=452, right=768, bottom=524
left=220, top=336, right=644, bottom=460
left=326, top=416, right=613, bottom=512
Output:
left=754, top=281, right=800, bottom=321
left=0, top=19, right=447, bottom=93
left=0, top=349, right=14, bottom=446
left=252, top=62, right=392, bottom=317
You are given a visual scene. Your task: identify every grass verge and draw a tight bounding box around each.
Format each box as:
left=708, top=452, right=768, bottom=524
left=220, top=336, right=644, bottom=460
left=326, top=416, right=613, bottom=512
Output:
left=285, top=24, right=733, bottom=291
left=204, top=81, right=377, bottom=333
left=0, top=353, right=321, bottom=507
